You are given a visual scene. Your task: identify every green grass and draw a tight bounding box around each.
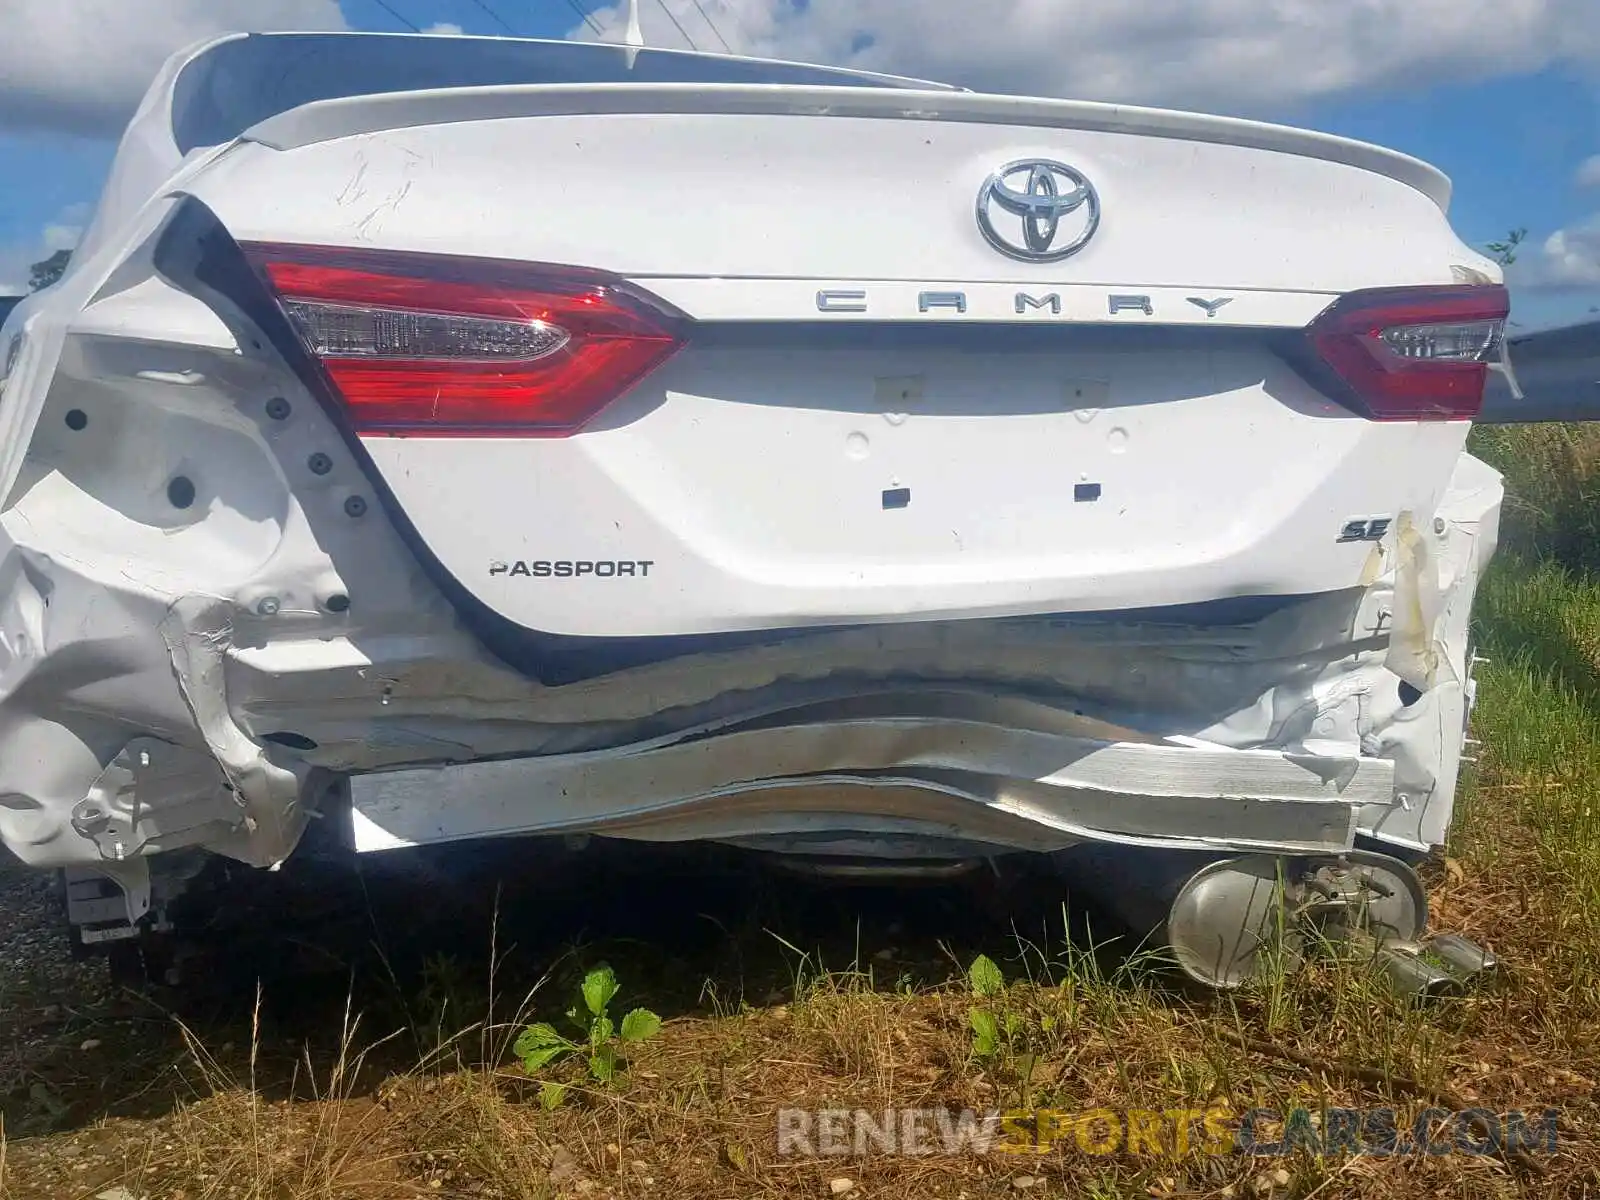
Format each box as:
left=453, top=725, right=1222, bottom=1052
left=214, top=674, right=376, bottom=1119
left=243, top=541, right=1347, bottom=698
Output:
left=1468, top=427, right=1600, bottom=860
left=1473, top=563, right=1600, bottom=790
left=1471, top=424, right=1600, bottom=572
left=1455, top=426, right=1600, bottom=1011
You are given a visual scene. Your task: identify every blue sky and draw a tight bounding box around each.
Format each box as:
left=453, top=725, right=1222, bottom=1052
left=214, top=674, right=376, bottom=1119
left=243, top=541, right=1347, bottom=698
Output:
left=2, top=0, right=1599, bottom=328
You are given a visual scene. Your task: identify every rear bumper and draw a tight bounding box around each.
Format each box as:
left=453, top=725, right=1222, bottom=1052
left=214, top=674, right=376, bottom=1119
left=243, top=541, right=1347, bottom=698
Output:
left=349, top=694, right=1387, bottom=858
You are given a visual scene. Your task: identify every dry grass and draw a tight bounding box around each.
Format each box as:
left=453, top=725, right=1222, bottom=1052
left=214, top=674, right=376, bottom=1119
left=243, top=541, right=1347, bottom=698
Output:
left=7, top=425, right=1600, bottom=1198
left=12, top=834, right=1597, bottom=1199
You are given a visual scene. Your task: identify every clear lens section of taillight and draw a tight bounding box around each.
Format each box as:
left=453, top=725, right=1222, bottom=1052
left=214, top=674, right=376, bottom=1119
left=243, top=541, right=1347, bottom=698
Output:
left=1305, top=285, right=1509, bottom=421
left=241, top=243, right=685, bottom=436
left=1379, top=319, right=1503, bottom=362
left=282, top=301, right=571, bottom=362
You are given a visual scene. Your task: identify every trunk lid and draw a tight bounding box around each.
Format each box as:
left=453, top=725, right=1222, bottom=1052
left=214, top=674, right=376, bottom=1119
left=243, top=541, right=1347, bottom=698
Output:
left=168, top=50, right=1495, bottom=642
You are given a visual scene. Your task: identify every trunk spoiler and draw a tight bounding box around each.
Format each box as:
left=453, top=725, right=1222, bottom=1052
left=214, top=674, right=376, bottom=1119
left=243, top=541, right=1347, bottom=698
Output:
left=242, top=81, right=1451, bottom=211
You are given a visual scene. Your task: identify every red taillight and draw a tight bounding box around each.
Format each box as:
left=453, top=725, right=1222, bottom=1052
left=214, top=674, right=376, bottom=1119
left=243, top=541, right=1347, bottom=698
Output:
left=242, top=244, right=686, bottom=436
left=1305, top=284, right=1509, bottom=421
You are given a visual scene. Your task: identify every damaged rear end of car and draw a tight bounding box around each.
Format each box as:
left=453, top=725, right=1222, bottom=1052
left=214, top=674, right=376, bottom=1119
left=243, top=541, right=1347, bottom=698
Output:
left=0, top=31, right=1508, bottom=989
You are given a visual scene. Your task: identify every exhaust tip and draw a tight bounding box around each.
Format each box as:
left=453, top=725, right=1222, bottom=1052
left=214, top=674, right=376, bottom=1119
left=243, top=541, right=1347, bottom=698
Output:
left=1366, top=940, right=1467, bottom=1000
left=1421, top=931, right=1501, bottom=987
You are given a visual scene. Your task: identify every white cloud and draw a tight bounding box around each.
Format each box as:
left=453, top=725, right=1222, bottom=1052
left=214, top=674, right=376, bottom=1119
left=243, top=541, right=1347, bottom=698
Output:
left=40, top=202, right=91, bottom=255
left=1516, top=154, right=1600, bottom=290
left=0, top=0, right=345, bottom=138
left=1, top=0, right=1592, bottom=140
left=578, top=0, right=1600, bottom=113
left=424, top=23, right=466, bottom=36
left=1523, top=218, right=1600, bottom=289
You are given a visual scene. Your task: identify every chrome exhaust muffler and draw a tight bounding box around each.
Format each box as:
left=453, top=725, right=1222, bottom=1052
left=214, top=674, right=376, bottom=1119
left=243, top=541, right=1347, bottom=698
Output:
left=1057, top=846, right=1492, bottom=995
left=1057, top=848, right=1313, bottom=988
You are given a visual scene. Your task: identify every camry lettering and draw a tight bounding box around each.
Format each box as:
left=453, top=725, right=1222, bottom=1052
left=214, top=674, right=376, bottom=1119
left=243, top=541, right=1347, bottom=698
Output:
left=917, top=291, right=968, bottom=313
left=490, top=560, right=655, bottom=578
left=814, top=290, right=1230, bottom=319
left=815, top=289, right=868, bottom=313
left=1108, top=294, right=1154, bottom=315
left=1187, top=296, right=1234, bottom=318
left=1015, top=292, right=1062, bottom=314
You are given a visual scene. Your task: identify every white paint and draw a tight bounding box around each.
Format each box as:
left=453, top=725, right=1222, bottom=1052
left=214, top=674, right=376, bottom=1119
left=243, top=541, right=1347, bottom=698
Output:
left=241, top=84, right=1451, bottom=209
left=359, top=351, right=1459, bottom=637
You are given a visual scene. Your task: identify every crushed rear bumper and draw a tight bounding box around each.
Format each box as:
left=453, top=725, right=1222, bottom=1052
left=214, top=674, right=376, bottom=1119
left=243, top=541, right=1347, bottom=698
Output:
left=349, top=694, right=1390, bottom=857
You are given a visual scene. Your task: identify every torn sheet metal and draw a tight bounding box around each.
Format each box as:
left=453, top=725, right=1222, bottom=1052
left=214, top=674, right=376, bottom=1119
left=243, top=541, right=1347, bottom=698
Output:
left=1361, top=452, right=1501, bottom=850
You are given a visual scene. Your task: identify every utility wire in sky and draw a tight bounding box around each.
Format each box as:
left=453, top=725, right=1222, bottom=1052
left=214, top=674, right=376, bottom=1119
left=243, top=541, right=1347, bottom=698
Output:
left=653, top=0, right=702, bottom=51
left=369, top=0, right=422, bottom=31
left=561, top=0, right=605, bottom=36
left=466, top=0, right=520, bottom=34
left=687, top=0, right=734, bottom=52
